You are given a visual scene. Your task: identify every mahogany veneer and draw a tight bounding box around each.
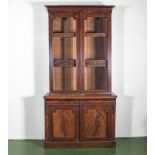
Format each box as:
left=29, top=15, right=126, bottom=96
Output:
left=44, top=5, right=117, bottom=148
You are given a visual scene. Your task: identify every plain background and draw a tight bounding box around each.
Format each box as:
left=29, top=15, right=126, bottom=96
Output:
left=8, top=0, right=146, bottom=139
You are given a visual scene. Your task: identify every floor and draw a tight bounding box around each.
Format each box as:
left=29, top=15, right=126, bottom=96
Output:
left=9, top=138, right=147, bottom=155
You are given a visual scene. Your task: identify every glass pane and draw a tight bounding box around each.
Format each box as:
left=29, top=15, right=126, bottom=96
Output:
left=84, top=17, right=107, bottom=32
left=84, top=67, right=107, bottom=90
left=84, top=17, right=108, bottom=60
left=85, top=37, right=107, bottom=60
left=53, top=17, right=76, bottom=32
left=53, top=37, right=76, bottom=59
left=53, top=67, right=77, bottom=91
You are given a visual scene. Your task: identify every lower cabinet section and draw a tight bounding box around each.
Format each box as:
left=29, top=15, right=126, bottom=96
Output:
left=44, top=99, right=116, bottom=148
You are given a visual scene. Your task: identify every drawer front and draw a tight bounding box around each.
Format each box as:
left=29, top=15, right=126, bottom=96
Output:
left=45, top=102, right=79, bottom=142
left=80, top=101, right=115, bottom=141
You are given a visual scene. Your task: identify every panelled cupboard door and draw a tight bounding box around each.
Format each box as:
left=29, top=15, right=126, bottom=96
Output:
left=80, top=103, right=115, bottom=141
left=45, top=104, right=79, bottom=141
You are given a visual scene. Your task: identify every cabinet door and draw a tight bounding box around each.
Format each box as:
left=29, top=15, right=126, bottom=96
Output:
left=82, top=11, right=112, bottom=92
left=49, top=11, right=80, bottom=93
left=80, top=103, right=115, bottom=141
left=45, top=103, right=79, bottom=141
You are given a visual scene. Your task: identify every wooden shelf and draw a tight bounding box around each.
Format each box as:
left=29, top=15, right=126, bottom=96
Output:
left=85, top=59, right=107, bottom=67
left=53, top=32, right=76, bottom=37
left=54, top=59, right=76, bottom=67
left=85, top=32, right=107, bottom=37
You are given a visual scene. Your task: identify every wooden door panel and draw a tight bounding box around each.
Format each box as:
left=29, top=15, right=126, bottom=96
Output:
left=80, top=104, right=115, bottom=141
left=53, top=109, right=75, bottom=138
left=83, top=109, right=107, bottom=138
left=46, top=104, right=79, bottom=141
left=80, top=105, right=107, bottom=141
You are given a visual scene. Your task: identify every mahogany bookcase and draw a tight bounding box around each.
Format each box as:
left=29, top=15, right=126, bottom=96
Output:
left=44, top=5, right=117, bottom=148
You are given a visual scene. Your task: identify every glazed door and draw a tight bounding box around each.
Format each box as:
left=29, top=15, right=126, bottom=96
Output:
left=49, top=11, right=80, bottom=93
left=46, top=103, right=79, bottom=141
left=80, top=103, right=115, bottom=141
left=81, top=11, right=111, bottom=93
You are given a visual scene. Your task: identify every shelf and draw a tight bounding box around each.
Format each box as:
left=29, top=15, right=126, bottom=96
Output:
left=85, top=59, right=107, bottom=67
left=53, top=32, right=76, bottom=37
left=85, top=32, right=107, bottom=37
left=54, top=59, right=76, bottom=67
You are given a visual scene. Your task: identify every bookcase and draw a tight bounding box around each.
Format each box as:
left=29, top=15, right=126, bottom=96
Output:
left=44, top=5, right=117, bottom=148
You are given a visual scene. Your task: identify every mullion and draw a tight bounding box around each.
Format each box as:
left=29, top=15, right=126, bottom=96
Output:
left=79, top=12, right=85, bottom=94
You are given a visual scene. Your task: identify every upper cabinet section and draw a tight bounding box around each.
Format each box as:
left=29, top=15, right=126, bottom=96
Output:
left=46, top=6, right=114, bottom=94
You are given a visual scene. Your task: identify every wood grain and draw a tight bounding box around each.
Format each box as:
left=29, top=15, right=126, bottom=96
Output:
left=44, top=5, right=116, bottom=148
left=53, top=110, right=75, bottom=138
left=83, top=109, right=107, bottom=138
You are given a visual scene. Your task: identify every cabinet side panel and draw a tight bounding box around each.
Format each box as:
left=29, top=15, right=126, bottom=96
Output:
left=107, top=110, right=115, bottom=140
left=45, top=110, right=50, bottom=140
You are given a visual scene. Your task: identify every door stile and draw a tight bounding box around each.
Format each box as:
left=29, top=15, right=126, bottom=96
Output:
left=76, top=12, right=81, bottom=94
left=79, top=11, right=85, bottom=94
